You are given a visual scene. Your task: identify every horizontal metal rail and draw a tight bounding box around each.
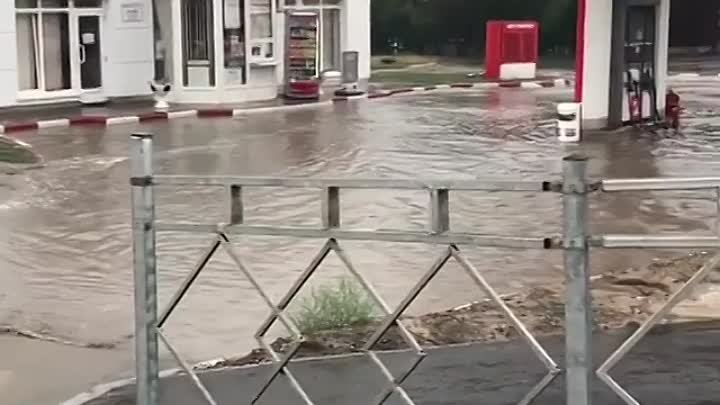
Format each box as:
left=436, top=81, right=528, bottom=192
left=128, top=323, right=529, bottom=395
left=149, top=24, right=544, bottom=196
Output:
left=155, top=222, right=558, bottom=249
left=591, top=234, right=720, bottom=249
left=602, top=177, right=720, bottom=192
left=151, top=174, right=560, bottom=192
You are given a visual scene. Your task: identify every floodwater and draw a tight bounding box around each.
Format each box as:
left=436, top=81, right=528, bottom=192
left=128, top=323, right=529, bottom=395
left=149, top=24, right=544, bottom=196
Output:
left=2, top=79, right=720, bottom=404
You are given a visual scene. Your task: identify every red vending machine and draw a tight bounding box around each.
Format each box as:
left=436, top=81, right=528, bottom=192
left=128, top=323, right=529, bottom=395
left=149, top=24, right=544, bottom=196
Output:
left=485, top=21, right=539, bottom=81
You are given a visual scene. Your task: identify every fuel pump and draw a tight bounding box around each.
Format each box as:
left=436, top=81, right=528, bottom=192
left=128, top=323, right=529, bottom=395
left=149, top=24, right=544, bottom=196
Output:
left=623, top=5, right=661, bottom=125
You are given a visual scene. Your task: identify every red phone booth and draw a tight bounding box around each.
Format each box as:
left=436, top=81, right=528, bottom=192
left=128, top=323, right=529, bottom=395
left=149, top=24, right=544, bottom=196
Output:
left=485, top=21, right=539, bottom=81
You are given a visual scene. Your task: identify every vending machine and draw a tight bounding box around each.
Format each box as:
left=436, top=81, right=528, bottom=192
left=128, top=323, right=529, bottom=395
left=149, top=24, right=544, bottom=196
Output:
left=284, top=11, right=321, bottom=99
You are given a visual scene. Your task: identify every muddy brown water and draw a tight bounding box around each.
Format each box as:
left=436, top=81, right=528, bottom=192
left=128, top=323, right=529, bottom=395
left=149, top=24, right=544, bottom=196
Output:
left=2, top=81, right=720, bottom=404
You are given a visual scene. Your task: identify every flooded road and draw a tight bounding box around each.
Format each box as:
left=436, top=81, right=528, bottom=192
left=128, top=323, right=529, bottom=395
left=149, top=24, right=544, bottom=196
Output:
left=2, top=81, right=720, bottom=404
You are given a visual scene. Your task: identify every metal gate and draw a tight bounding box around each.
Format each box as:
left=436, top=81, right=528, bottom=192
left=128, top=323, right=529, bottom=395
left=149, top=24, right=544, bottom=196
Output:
left=130, top=133, right=720, bottom=405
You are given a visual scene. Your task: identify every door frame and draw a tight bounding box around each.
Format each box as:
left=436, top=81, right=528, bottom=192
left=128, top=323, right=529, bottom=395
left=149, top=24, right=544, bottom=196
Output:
left=73, top=8, right=105, bottom=93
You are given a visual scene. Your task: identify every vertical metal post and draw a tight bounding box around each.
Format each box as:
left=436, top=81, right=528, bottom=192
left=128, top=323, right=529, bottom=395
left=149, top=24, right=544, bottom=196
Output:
left=130, top=133, right=159, bottom=405
left=563, top=154, right=592, bottom=405
left=430, top=189, right=450, bottom=234
left=230, top=185, right=244, bottom=225
left=322, top=187, right=341, bottom=228
left=715, top=187, right=720, bottom=236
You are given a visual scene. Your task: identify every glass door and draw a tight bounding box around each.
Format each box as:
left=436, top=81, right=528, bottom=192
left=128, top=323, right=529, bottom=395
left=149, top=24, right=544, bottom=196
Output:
left=77, top=14, right=102, bottom=90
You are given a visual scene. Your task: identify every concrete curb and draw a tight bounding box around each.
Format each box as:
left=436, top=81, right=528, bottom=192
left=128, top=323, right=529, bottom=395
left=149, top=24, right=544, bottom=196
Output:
left=333, top=78, right=571, bottom=102
left=669, top=72, right=720, bottom=79
left=0, top=78, right=572, bottom=136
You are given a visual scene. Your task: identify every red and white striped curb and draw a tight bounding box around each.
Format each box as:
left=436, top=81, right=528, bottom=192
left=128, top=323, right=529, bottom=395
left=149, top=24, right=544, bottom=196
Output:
left=0, top=100, right=335, bottom=135
left=0, top=78, right=572, bottom=135
left=334, top=78, right=572, bottom=101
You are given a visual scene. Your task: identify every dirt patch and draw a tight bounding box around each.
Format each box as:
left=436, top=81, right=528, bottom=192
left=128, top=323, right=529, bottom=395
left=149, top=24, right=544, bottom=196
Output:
left=207, top=252, right=718, bottom=370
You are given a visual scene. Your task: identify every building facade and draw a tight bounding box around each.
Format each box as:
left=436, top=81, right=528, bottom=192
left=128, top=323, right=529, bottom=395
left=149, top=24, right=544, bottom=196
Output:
left=3, top=0, right=370, bottom=107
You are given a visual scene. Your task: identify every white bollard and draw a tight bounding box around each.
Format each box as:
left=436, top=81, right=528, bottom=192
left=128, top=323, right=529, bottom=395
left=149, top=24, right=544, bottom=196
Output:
left=557, top=102, right=582, bottom=142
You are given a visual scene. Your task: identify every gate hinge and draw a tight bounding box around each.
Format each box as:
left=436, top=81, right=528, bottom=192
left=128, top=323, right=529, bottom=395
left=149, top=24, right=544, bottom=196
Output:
left=563, top=237, right=588, bottom=249
left=548, top=181, right=601, bottom=194
left=130, top=176, right=154, bottom=187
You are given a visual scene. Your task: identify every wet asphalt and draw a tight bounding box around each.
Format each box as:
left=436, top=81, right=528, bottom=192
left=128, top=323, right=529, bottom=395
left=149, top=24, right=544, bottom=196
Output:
left=83, top=327, right=720, bottom=405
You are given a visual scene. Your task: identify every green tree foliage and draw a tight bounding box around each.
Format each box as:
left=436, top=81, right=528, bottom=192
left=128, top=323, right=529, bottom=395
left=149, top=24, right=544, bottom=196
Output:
left=372, top=0, right=577, bottom=56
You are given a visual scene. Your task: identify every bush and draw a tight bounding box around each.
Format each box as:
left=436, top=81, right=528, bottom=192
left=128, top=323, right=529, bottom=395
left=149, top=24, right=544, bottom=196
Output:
left=292, top=279, right=377, bottom=336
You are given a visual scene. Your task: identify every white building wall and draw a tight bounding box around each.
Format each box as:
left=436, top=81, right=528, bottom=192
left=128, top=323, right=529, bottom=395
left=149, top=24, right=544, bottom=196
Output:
left=581, top=0, right=613, bottom=128
left=343, top=0, right=371, bottom=81
left=102, top=0, right=155, bottom=98
left=0, top=0, right=368, bottom=107
left=275, top=12, right=287, bottom=86
left=0, top=2, right=18, bottom=107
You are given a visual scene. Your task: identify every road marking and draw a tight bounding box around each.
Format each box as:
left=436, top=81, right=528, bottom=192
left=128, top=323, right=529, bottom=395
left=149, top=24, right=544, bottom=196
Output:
left=521, top=82, right=543, bottom=89
left=38, top=119, right=71, bottom=129
left=167, top=110, right=198, bottom=119
left=106, top=116, right=140, bottom=126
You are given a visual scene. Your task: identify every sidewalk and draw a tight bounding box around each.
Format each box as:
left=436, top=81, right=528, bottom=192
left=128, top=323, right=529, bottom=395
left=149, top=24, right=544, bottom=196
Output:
left=74, top=326, right=720, bottom=405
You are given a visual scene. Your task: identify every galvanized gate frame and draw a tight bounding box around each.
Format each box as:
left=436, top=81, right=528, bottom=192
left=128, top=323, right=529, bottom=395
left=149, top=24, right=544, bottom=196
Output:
left=130, top=133, right=720, bottom=405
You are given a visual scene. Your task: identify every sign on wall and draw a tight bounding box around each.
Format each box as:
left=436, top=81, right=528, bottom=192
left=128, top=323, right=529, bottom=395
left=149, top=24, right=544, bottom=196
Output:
left=121, top=2, right=145, bottom=23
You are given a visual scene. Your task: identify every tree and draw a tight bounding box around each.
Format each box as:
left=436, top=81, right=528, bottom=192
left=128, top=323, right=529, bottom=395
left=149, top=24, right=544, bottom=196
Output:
left=372, top=0, right=578, bottom=56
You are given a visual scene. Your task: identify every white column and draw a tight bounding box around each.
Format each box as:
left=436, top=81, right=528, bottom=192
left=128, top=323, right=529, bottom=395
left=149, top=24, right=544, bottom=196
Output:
left=581, top=0, right=613, bottom=128
left=342, top=0, right=370, bottom=81
left=171, top=0, right=183, bottom=97
left=0, top=2, right=19, bottom=106
left=655, top=0, right=670, bottom=113
left=214, top=0, right=224, bottom=95
left=275, top=11, right=286, bottom=85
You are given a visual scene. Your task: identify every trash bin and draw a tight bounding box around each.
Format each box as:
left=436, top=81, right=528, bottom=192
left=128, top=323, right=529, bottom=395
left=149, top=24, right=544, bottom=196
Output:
left=557, top=103, right=582, bottom=142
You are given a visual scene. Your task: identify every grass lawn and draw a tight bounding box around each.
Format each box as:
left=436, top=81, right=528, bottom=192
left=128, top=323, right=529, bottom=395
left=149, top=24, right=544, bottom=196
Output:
left=371, top=54, right=437, bottom=71
left=369, top=53, right=572, bottom=89
left=0, top=138, right=38, bottom=164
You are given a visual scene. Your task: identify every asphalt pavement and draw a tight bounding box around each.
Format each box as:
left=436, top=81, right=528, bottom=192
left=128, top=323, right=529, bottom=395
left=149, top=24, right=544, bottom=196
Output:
left=82, top=327, right=720, bottom=405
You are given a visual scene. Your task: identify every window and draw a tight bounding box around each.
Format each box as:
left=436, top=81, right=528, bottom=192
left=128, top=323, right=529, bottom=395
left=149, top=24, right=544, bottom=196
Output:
left=181, top=0, right=215, bottom=86
left=16, top=0, right=36, bottom=7
left=153, top=0, right=174, bottom=81
left=321, top=9, right=340, bottom=71
left=74, top=0, right=102, bottom=7
left=249, top=0, right=274, bottom=61
left=300, top=0, right=340, bottom=5
left=223, top=0, right=246, bottom=84
left=16, top=0, right=69, bottom=7
left=15, top=1, right=71, bottom=93
left=280, top=0, right=340, bottom=6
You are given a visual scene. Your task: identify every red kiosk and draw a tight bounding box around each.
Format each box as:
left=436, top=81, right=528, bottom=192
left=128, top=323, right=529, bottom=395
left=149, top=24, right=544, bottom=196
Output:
left=485, top=21, right=539, bottom=81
